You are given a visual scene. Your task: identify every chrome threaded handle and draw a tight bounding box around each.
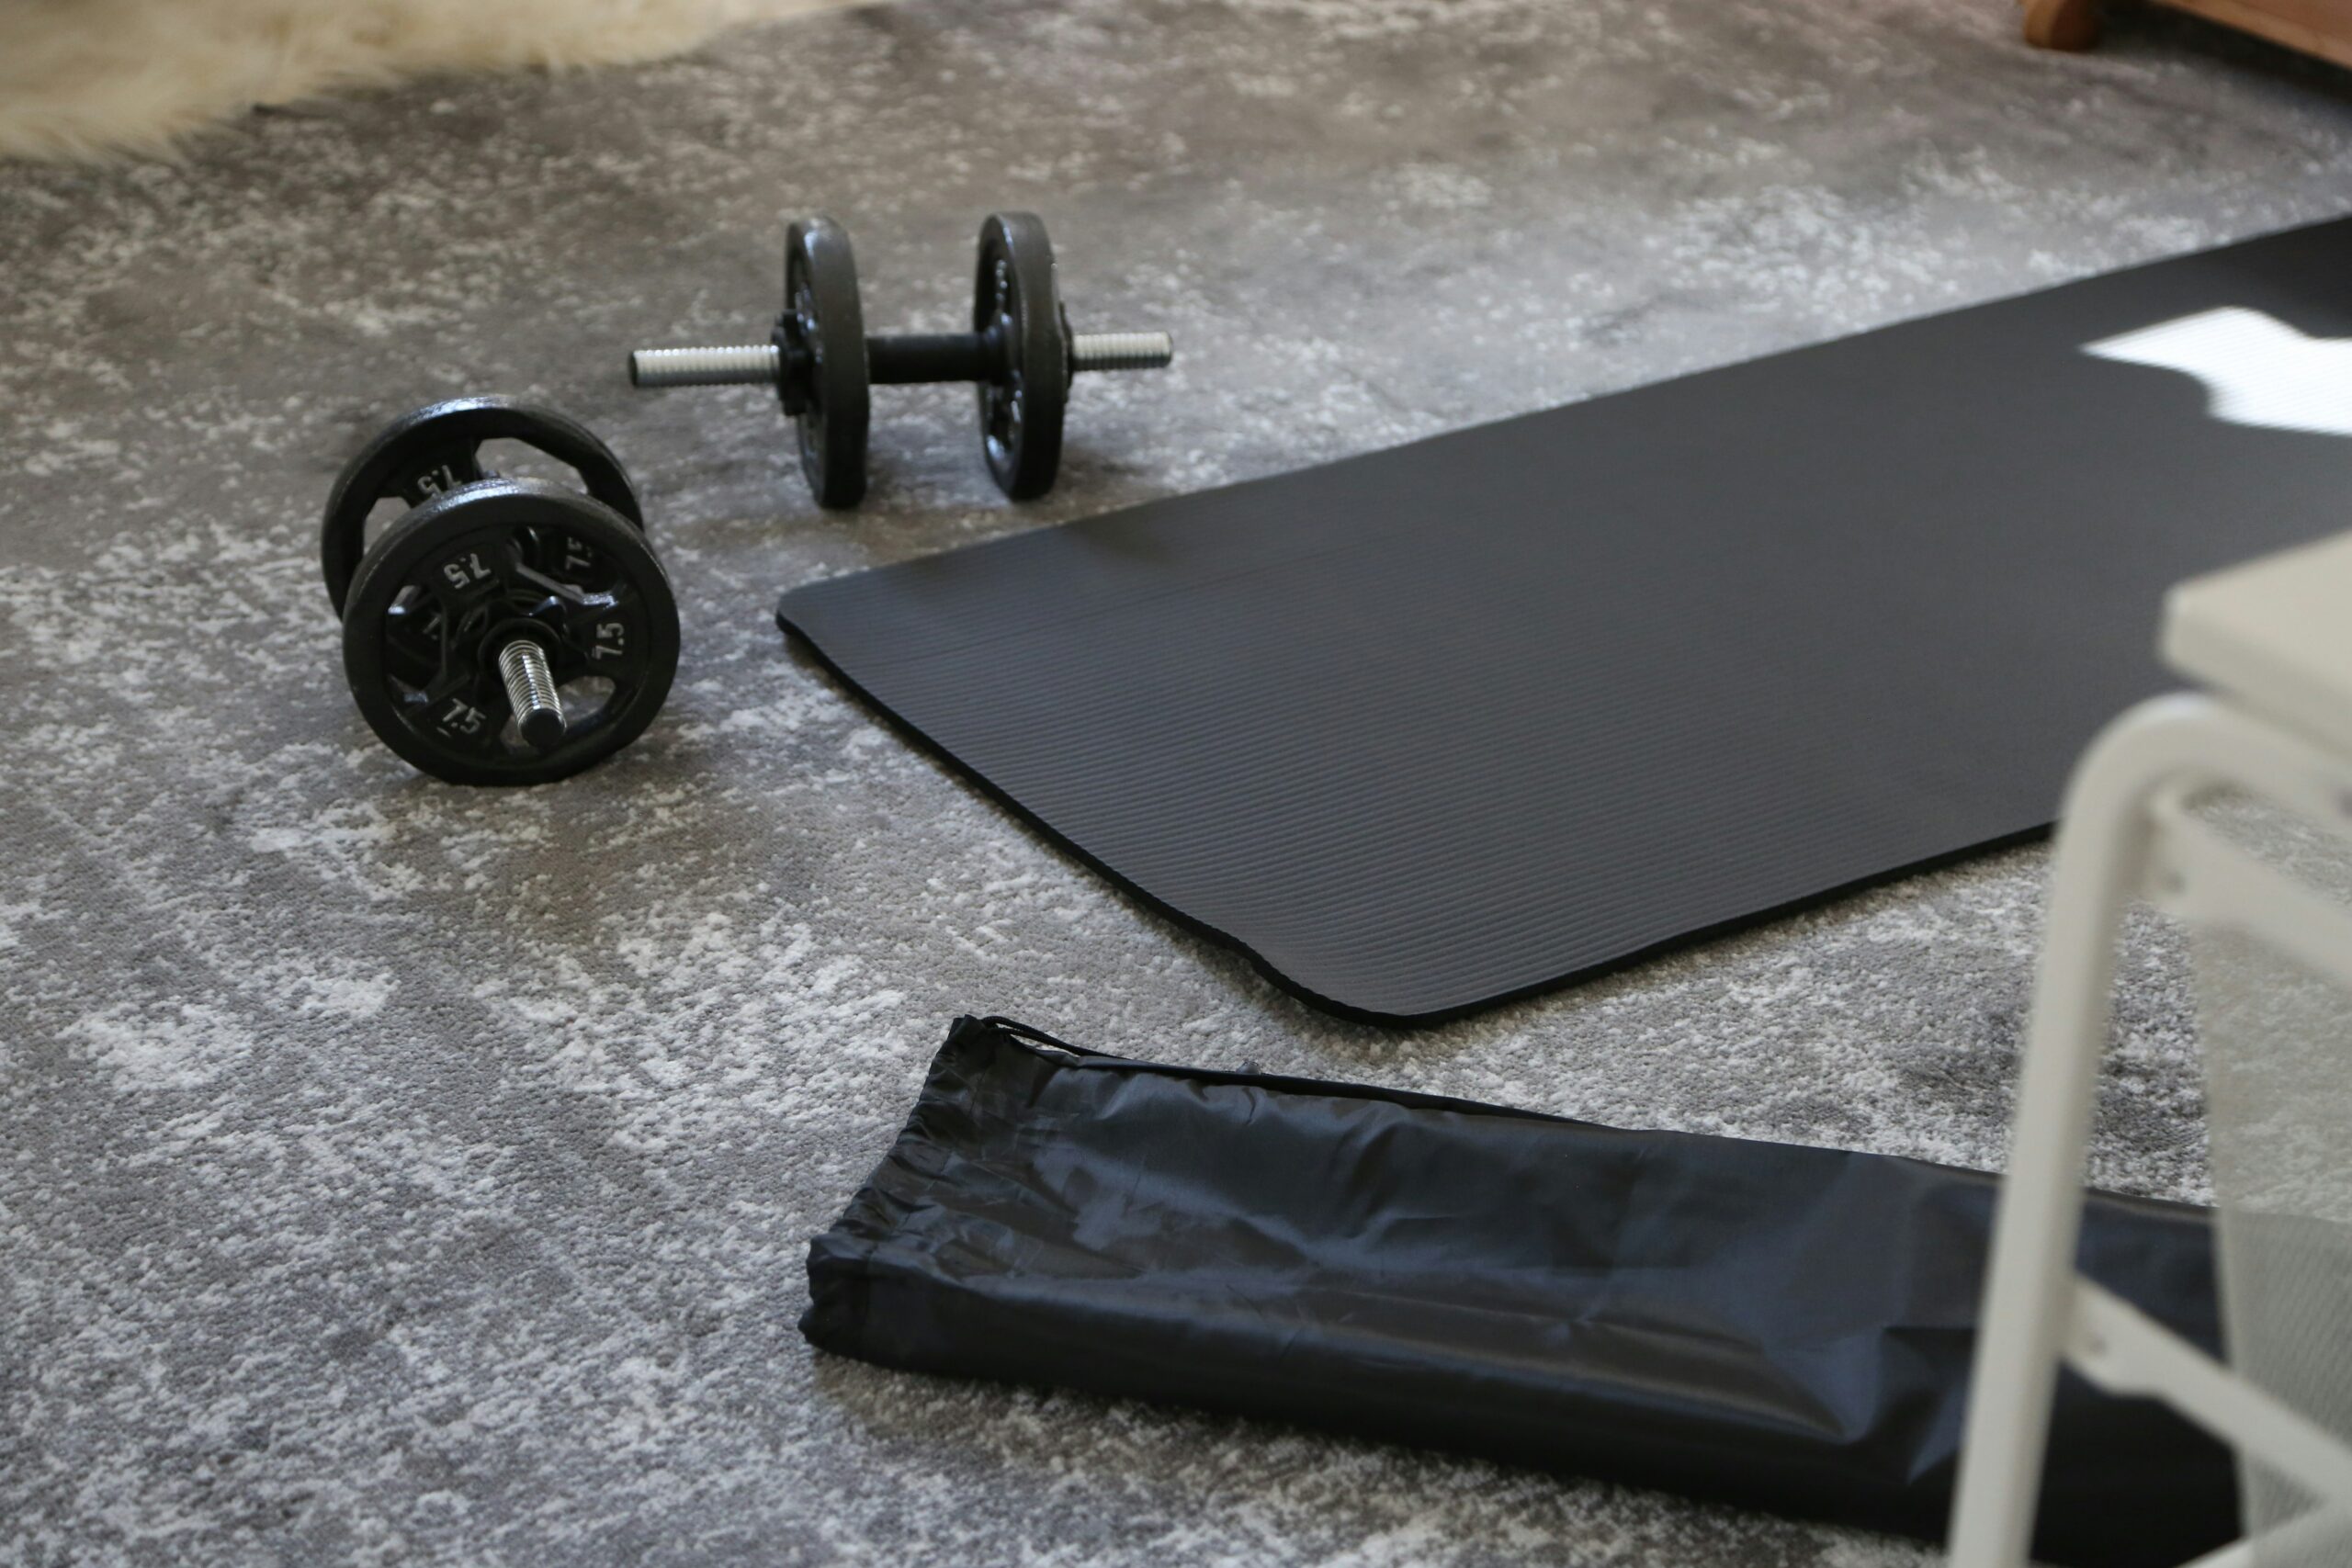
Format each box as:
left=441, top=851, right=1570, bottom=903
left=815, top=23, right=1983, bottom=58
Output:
left=629, top=332, right=1170, bottom=387
left=498, top=638, right=565, bottom=752
left=1069, top=331, right=1174, bottom=374
left=628, top=344, right=782, bottom=388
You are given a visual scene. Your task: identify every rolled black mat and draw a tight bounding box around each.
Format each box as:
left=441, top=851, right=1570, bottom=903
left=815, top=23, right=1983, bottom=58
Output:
left=804, top=1016, right=2234, bottom=1566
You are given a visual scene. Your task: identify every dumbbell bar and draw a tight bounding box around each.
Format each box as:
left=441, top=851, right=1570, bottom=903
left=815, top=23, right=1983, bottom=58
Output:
left=632, top=328, right=1173, bottom=388
left=628, top=213, right=1171, bottom=507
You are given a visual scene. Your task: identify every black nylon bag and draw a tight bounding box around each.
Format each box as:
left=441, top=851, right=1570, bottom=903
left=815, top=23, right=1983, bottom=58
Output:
left=803, top=1017, right=2234, bottom=1564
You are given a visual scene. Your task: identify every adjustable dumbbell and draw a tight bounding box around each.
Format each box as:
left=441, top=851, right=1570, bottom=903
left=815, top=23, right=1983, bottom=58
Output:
left=321, top=398, right=681, bottom=785
left=628, top=212, right=1172, bottom=506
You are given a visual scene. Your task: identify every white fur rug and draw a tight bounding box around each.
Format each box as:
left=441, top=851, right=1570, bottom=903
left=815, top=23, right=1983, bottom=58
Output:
left=0, top=0, right=844, bottom=161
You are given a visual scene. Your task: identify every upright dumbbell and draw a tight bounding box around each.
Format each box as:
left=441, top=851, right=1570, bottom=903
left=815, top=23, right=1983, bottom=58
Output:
left=628, top=212, right=1172, bottom=507
left=322, top=398, right=681, bottom=785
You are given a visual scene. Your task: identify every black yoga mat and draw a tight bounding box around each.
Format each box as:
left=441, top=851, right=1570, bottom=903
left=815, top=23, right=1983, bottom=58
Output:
left=778, top=218, right=2352, bottom=1021
left=804, top=1017, right=2234, bottom=1567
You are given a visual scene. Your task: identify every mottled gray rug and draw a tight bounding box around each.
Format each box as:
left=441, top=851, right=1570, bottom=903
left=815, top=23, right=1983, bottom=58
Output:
left=6, top=0, right=2351, bottom=1562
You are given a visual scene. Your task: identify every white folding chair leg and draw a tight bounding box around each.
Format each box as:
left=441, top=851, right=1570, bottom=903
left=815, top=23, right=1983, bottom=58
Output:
left=1947, top=694, right=2286, bottom=1568
left=1946, top=700, right=2195, bottom=1567
left=1952, top=533, right=2352, bottom=1566
left=1950, top=692, right=2352, bottom=1566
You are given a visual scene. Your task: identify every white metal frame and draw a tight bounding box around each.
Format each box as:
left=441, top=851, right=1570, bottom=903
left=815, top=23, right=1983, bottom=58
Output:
left=1948, top=691, right=2352, bottom=1568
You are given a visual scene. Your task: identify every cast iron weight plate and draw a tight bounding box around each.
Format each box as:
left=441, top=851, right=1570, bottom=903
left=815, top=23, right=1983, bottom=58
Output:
left=779, top=216, right=873, bottom=510
left=340, top=479, right=680, bottom=786
left=321, top=396, right=644, bottom=615
left=974, top=212, right=1072, bottom=501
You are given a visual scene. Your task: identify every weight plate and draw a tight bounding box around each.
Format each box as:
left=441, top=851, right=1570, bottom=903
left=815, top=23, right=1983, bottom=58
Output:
left=321, top=398, right=643, bottom=616
left=780, top=216, right=871, bottom=509
left=340, top=479, right=679, bottom=786
left=973, top=212, right=1071, bottom=500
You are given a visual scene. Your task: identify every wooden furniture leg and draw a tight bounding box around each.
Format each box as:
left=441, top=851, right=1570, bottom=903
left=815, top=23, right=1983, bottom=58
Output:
left=2024, top=0, right=2106, bottom=50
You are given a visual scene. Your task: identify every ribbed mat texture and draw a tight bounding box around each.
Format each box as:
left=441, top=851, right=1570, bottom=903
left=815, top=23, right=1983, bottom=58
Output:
left=778, top=218, right=2352, bottom=1022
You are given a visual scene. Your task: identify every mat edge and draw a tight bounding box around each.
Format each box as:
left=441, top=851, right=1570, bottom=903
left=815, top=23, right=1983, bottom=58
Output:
left=774, top=599, right=2057, bottom=1027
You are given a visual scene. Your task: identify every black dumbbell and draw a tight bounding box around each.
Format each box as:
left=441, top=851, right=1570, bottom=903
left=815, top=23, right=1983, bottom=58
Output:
left=628, top=212, right=1172, bottom=507
left=322, top=398, right=681, bottom=785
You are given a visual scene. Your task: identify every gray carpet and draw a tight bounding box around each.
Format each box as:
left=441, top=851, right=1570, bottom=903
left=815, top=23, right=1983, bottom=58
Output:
left=6, top=0, right=2351, bottom=1562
